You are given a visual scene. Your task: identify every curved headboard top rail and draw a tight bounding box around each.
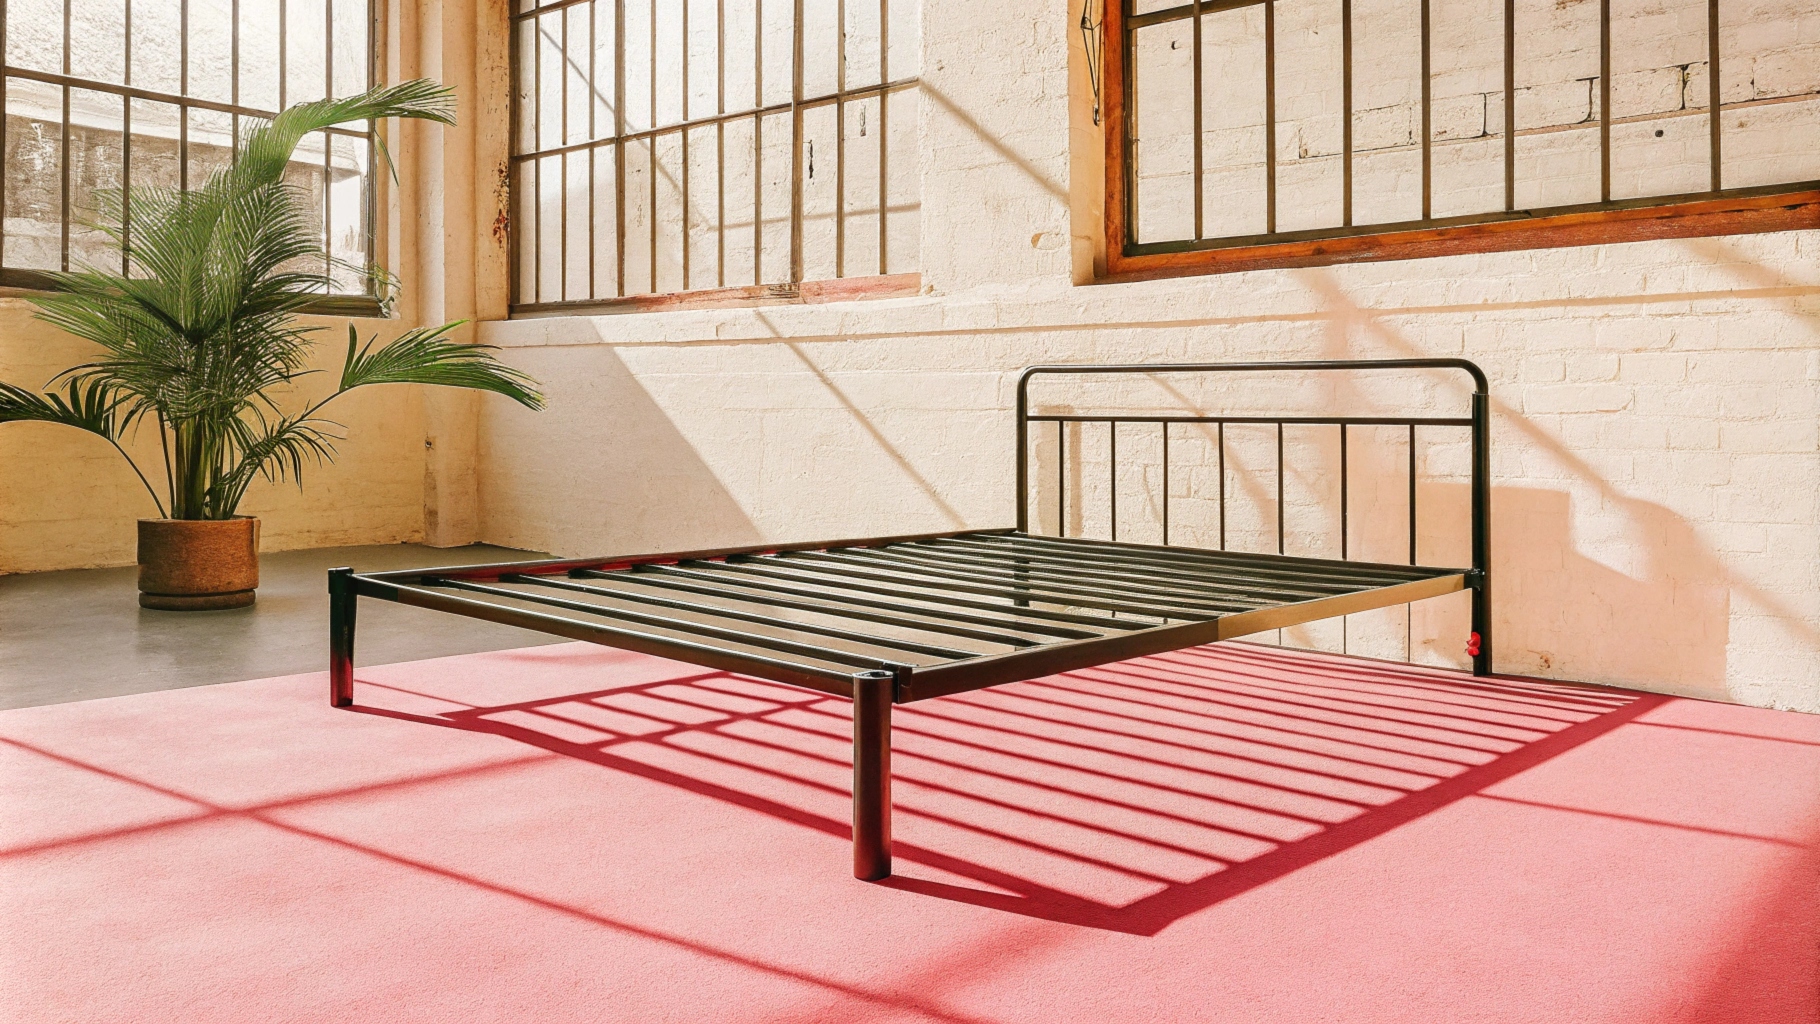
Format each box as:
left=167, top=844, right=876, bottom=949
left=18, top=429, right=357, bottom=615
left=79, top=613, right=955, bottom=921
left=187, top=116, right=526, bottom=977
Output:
left=1015, top=358, right=1489, bottom=399
left=1012, top=357, right=1492, bottom=675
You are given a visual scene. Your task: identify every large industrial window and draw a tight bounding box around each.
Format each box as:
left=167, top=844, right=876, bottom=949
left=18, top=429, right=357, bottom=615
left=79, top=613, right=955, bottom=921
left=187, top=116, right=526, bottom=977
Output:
left=1, top=0, right=378, bottom=303
left=1102, top=0, right=1820, bottom=278
left=509, top=0, right=922, bottom=315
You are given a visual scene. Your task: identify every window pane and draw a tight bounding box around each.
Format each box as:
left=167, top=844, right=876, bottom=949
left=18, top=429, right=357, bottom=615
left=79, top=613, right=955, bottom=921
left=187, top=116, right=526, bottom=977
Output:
left=1274, top=0, right=1344, bottom=233
left=844, top=0, right=884, bottom=89
left=653, top=130, right=685, bottom=293
left=6, top=0, right=65, bottom=76
left=69, top=88, right=125, bottom=272
left=186, top=107, right=235, bottom=191
left=1200, top=6, right=1269, bottom=239
left=328, top=132, right=367, bottom=290
left=624, top=0, right=653, bottom=134
left=286, top=0, right=329, bottom=105
left=69, top=0, right=128, bottom=85
left=801, top=0, right=840, bottom=99
left=189, top=0, right=236, bottom=105
left=883, top=86, right=917, bottom=275
left=1513, top=0, right=1601, bottom=209
left=759, top=0, right=794, bottom=108
left=1608, top=0, right=1709, bottom=199
left=1429, top=0, right=1506, bottom=219
left=799, top=102, right=837, bottom=281
left=757, top=109, right=790, bottom=284
left=842, top=95, right=881, bottom=278
left=1720, top=0, right=1820, bottom=189
left=721, top=117, right=757, bottom=285
left=1351, top=0, right=1423, bottom=226
left=281, top=129, right=328, bottom=279
left=128, top=99, right=182, bottom=192
left=332, top=0, right=370, bottom=96
left=1132, top=21, right=1195, bottom=245
left=538, top=9, right=566, bottom=148
left=4, top=77, right=65, bottom=270
left=564, top=4, right=594, bottom=145
left=885, top=0, right=920, bottom=79
left=562, top=148, right=591, bottom=299
left=125, top=98, right=181, bottom=277
left=130, top=1, right=182, bottom=94
left=684, top=123, right=719, bottom=289
left=240, top=0, right=283, bottom=112
left=515, top=159, right=536, bottom=300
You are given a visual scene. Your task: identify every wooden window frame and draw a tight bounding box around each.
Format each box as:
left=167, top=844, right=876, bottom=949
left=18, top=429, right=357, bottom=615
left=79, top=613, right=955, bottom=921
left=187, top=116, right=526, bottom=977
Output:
left=1100, top=0, right=1820, bottom=284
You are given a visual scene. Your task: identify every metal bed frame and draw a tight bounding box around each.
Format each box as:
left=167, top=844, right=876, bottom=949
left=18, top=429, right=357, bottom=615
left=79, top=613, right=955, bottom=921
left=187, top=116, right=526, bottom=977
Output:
left=328, top=359, right=1491, bottom=881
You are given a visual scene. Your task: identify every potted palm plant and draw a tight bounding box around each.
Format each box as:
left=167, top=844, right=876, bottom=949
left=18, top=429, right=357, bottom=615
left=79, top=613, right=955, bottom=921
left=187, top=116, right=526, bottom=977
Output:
left=0, top=81, right=542, bottom=609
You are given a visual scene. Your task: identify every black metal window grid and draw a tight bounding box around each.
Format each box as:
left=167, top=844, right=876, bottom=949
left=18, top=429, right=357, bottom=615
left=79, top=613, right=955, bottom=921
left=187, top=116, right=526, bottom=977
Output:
left=508, top=0, right=921, bottom=314
left=1, top=0, right=379, bottom=300
left=1110, top=0, right=1820, bottom=266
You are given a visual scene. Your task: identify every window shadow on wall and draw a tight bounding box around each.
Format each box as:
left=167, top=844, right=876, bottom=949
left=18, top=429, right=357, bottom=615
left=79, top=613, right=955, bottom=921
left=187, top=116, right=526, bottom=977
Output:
left=1293, top=268, right=1819, bottom=694
left=478, top=343, right=764, bottom=555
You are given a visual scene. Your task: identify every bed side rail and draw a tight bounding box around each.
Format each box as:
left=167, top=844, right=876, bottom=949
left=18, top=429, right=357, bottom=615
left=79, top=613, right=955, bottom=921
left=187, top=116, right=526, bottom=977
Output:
left=1013, top=359, right=1490, bottom=674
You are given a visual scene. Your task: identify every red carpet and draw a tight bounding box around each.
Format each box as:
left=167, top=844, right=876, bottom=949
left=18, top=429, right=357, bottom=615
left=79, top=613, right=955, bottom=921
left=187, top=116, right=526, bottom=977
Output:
left=3, top=642, right=1816, bottom=1023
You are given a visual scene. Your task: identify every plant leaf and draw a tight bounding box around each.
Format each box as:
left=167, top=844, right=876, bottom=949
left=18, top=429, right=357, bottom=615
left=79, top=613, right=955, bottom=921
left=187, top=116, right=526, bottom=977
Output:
left=339, top=321, right=545, bottom=409
left=0, top=378, right=126, bottom=437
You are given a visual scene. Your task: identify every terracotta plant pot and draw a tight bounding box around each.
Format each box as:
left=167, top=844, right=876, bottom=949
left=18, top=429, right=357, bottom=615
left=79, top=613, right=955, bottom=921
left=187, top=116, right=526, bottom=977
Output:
left=137, top=517, right=261, bottom=610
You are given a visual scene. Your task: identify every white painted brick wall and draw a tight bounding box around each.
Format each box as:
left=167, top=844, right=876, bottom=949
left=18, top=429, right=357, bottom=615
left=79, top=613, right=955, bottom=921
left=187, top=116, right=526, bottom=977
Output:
left=471, top=0, right=1820, bottom=715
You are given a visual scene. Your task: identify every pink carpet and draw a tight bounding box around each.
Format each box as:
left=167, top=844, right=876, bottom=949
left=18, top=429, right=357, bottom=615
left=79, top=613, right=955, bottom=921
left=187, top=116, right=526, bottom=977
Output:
left=3, top=641, right=1817, bottom=1023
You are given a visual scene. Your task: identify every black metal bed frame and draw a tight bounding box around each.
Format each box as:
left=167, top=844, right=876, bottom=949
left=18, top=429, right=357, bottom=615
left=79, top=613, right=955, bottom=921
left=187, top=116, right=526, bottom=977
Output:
left=328, top=359, right=1491, bottom=881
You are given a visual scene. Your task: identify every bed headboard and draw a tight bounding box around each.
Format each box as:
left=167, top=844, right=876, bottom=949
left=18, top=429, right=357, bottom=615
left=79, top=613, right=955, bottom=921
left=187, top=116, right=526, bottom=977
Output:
left=1013, top=358, right=1491, bottom=674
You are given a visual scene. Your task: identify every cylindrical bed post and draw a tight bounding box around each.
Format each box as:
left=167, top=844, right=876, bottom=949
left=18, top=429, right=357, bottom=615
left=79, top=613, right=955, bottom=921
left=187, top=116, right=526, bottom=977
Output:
left=329, top=567, right=357, bottom=707
left=1470, top=392, right=1493, bottom=676
left=1015, top=370, right=1033, bottom=534
left=851, top=668, right=895, bottom=880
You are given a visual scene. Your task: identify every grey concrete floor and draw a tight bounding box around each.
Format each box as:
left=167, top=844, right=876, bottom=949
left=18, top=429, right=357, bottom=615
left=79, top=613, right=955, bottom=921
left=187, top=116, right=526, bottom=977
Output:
left=0, top=544, right=561, bottom=711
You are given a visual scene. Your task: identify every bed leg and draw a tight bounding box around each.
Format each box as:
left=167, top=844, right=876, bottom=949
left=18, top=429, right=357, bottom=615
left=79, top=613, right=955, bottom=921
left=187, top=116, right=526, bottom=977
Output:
left=330, top=567, right=357, bottom=707
left=851, top=668, right=894, bottom=881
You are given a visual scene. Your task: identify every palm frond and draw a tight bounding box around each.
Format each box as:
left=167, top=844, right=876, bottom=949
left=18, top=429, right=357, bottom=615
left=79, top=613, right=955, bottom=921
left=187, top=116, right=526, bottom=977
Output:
left=0, top=378, right=123, bottom=434
left=5, top=79, right=538, bottom=521
left=207, top=409, right=342, bottom=517
left=339, top=323, right=545, bottom=409
left=232, top=81, right=455, bottom=194
left=0, top=379, right=166, bottom=516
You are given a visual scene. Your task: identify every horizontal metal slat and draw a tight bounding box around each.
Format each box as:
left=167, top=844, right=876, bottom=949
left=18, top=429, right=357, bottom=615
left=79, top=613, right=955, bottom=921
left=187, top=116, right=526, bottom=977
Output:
left=830, top=544, right=1265, bottom=612
left=425, top=578, right=895, bottom=670
left=510, top=574, right=983, bottom=660
left=696, top=558, right=1150, bottom=631
left=579, top=567, right=1046, bottom=648
left=911, top=538, right=1358, bottom=602
left=779, top=549, right=1230, bottom=620
left=615, top=564, right=1104, bottom=641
